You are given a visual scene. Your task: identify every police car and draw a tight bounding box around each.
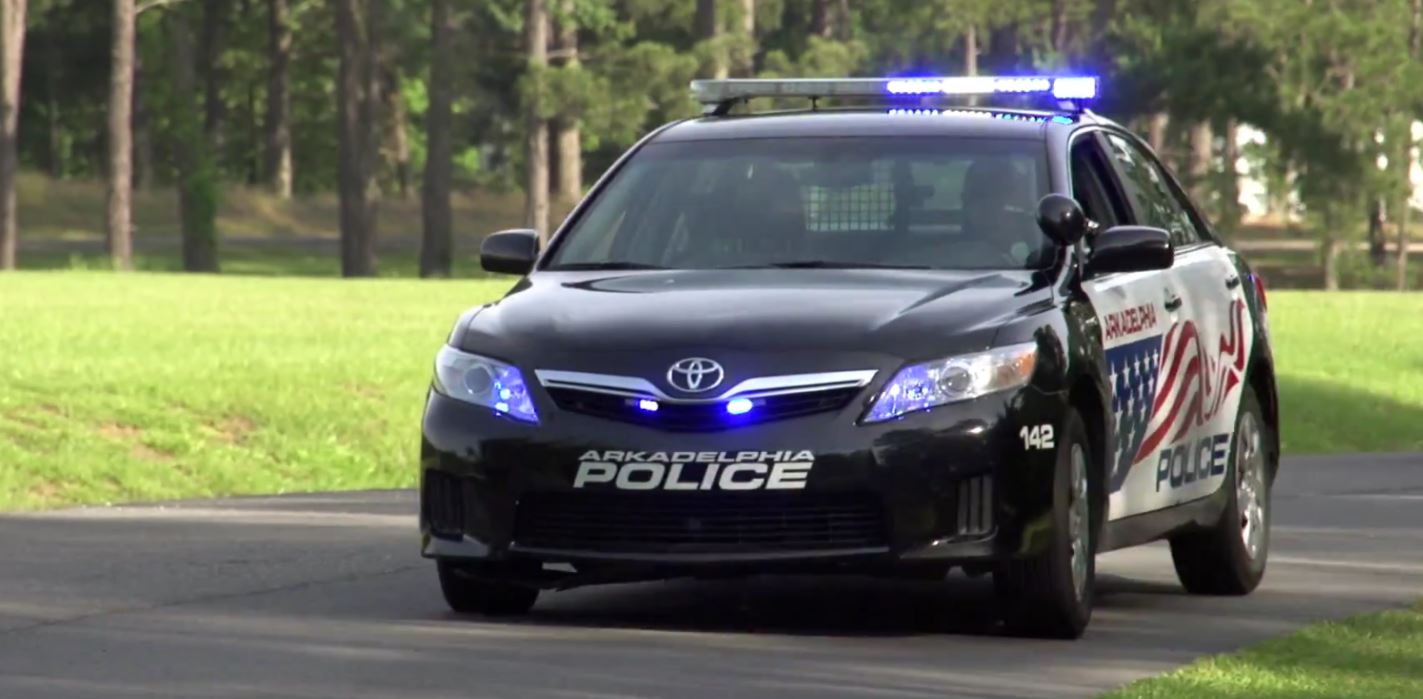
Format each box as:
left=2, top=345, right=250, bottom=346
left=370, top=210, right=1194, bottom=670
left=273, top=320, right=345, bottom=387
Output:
left=420, top=76, right=1279, bottom=639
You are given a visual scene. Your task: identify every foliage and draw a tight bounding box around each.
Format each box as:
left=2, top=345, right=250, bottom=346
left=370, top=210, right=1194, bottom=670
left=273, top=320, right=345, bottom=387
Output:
left=5, top=0, right=1423, bottom=286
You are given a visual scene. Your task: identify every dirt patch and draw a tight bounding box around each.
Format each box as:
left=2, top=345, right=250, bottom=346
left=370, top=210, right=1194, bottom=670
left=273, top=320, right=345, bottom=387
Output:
left=346, top=383, right=387, bottom=401
left=1, top=411, right=45, bottom=431
left=130, top=442, right=176, bottom=463
left=2, top=403, right=62, bottom=431
left=27, top=481, right=63, bottom=503
left=208, top=416, right=257, bottom=445
left=98, top=423, right=144, bottom=441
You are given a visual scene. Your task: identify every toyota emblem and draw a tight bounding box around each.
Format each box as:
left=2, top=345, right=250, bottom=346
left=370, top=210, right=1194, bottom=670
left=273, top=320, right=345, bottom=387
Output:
left=667, top=357, right=725, bottom=393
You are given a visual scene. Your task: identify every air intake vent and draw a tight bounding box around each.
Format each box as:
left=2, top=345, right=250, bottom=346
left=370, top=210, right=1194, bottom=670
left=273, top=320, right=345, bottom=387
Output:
left=422, top=470, right=465, bottom=537
left=955, top=475, right=994, bottom=537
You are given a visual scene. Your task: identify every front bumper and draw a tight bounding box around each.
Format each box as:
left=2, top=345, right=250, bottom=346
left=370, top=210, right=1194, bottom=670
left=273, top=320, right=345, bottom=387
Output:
left=419, top=384, right=1066, bottom=572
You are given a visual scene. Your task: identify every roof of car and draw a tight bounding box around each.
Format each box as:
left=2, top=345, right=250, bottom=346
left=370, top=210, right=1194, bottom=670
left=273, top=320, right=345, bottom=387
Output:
left=654, top=109, right=1096, bottom=143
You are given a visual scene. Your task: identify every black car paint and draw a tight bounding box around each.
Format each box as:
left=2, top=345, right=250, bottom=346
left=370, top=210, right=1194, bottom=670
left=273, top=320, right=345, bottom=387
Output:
left=419, top=109, right=1279, bottom=586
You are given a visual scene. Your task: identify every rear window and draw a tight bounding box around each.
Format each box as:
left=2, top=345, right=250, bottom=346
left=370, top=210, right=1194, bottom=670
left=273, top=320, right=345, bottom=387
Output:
left=546, top=137, right=1051, bottom=270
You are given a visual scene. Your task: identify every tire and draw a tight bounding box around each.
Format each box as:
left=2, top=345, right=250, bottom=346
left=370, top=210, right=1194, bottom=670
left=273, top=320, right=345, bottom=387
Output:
left=437, top=560, right=540, bottom=616
left=1169, top=385, right=1271, bottom=595
left=994, top=411, right=1096, bottom=639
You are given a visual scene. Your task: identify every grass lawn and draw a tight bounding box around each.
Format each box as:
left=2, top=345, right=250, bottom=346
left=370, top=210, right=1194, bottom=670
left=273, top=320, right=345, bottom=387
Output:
left=0, top=273, right=513, bottom=510
left=0, top=275, right=1420, bottom=510
left=1101, top=600, right=1423, bottom=698
left=1267, top=293, right=1423, bottom=454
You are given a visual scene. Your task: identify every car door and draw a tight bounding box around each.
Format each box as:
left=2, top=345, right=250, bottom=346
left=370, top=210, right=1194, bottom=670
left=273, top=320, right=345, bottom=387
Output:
left=1098, top=131, right=1255, bottom=517
left=1071, top=132, right=1180, bottom=521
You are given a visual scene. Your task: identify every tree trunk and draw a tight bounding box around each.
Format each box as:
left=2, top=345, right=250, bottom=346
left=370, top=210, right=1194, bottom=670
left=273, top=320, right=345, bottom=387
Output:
left=1398, top=196, right=1412, bottom=291
left=201, top=0, right=230, bottom=151
left=552, top=6, right=580, bottom=205
left=1322, top=236, right=1340, bottom=291
left=811, top=0, right=831, bottom=38
left=523, top=0, right=549, bottom=240
left=986, top=24, right=1021, bottom=73
left=1402, top=0, right=1421, bottom=290
left=170, top=10, right=218, bottom=273
left=1050, top=0, right=1069, bottom=55
left=1147, top=112, right=1169, bottom=155
left=333, top=0, right=381, bottom=277
left=1219, top=120, right=1242, bottom=231
left=1090, top=0, right=1116, bottom=70
left=734, top=0, right=754, bottom=77
left=964, top=25, right=977, bottom=76
left=420, top=0, right=453, bottom=278
left=385, top=67, right=411, bottom=199
left=1187, top=121, right=1212, bottom=205
left=0, top=0, right=26, bottom=271
left=133, top=55, right=153, bottom=191
left=107, top=0, right=135, bottom=271
left=1368, top=197, right=1387, bottom=267
left=265, top=0, right=292, bottom=198
left=696, top=0, right=725, bottom=79
left=44, top=21, right=60, bottom=178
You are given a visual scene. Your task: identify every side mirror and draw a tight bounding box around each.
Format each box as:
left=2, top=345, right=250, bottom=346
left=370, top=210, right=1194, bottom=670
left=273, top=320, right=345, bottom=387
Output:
left=480, top=229, right=540, bottom=275
left=1087, top=226, right=1174, bottom=276
left=1036, top=194, right=1089, bottom=246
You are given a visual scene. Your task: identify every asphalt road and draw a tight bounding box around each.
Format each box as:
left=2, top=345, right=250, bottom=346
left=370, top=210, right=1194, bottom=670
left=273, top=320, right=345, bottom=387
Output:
left=2, top=453, right=1420, bottom=699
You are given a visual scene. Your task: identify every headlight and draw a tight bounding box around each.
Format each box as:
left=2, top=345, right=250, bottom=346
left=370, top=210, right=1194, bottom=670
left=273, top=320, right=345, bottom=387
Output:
left=432, top=346, right=539, bottom=424
left=863, top=342, right=1038, bottom=423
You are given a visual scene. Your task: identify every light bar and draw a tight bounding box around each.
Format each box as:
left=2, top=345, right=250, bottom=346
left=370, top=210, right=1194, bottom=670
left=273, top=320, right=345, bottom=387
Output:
left=691, top=75, right=1099, bottom=114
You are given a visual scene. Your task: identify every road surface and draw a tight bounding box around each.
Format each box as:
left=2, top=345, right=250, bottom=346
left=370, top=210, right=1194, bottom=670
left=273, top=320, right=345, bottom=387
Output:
left=1, top=453, right=1420, bottom=699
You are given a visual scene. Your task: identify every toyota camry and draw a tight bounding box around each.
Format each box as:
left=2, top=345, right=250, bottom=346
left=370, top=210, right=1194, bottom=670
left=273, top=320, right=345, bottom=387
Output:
left=418, top=76, right=1280, bottom=639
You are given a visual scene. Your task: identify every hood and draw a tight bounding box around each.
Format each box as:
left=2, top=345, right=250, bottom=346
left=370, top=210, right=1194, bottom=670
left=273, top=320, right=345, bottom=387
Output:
left=459, top=269, right=1055, bottom=378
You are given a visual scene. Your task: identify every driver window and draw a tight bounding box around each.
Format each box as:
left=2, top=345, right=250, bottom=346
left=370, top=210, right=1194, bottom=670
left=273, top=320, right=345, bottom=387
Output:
left=1070, top=136, right=1126, bottom=229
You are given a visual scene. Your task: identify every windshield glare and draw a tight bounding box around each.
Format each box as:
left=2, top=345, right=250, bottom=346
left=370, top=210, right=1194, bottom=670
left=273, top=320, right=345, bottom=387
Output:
left=546, top=136, right=1052, bottom=271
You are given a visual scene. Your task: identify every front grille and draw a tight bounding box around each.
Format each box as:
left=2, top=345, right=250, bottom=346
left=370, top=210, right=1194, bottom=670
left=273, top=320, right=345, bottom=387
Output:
left=955, top=475, right=994, bottom=537
left=513, top=491, right=888, bottom=553
left=546, top=386, right=861, bottom=431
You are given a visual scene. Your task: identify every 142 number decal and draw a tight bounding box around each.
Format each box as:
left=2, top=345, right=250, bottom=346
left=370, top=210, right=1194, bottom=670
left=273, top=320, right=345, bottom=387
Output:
left=1020, top=424, right=1055, bottom=450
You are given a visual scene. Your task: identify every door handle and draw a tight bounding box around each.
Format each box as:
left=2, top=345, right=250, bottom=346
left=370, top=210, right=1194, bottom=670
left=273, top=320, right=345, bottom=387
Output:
left=1164, top=290, right=1183, bottom=312
left=1225, top=274, right=1242, bottom=289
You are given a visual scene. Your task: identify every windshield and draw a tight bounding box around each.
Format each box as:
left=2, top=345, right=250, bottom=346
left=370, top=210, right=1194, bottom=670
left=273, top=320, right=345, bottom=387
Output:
left=546, top=136, right=1052, bottom=271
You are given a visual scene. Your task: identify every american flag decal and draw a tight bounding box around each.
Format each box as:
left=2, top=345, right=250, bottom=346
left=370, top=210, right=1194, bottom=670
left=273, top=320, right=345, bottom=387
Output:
left=1103, top=299, right=1250, bottom=494
left=1132, top=299, right=1248, bottom=466
left=1108, top=334, right=1163, bottom=493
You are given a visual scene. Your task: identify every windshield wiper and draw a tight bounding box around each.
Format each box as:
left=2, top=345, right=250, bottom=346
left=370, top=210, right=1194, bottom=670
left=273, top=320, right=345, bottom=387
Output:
left=733, top=260, right=932, bottom=270
left=549, top=261, right=667, bottom=271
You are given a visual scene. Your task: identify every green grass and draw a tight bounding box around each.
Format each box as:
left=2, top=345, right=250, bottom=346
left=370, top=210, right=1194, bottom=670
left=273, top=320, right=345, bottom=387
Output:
left=0, top=273, right=512, bottom=510
left=1269, top=293, right=1423, bottom=454
left=1101, top=600, right=1423, bottom=698
left=0, top=277, right=1420, bottom=511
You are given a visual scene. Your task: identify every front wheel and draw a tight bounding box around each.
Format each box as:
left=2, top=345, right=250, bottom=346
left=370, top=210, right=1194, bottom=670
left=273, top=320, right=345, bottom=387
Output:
left=437, top=561, right=540, bottom=616
left=994, top=411, right=1096, bottom=639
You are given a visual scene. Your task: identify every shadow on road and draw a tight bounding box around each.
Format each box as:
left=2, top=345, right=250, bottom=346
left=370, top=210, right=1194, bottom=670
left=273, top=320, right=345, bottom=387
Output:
left=434, top=570, right=1192, bottom=640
